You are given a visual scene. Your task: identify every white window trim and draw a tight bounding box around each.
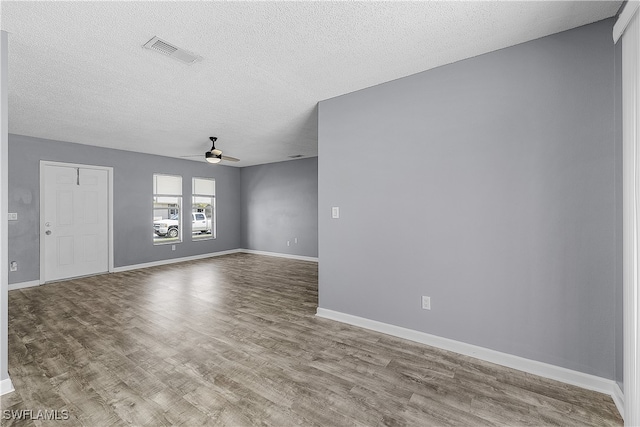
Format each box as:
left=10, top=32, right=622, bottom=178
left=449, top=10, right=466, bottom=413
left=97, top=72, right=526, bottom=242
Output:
left=153, top=173, right=183, bottom=245
left=192, top=177, right=216, bottom=241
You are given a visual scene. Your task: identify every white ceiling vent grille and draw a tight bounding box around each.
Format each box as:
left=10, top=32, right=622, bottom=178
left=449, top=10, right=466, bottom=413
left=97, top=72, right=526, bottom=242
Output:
left=143, top=36, right=202, bottom=65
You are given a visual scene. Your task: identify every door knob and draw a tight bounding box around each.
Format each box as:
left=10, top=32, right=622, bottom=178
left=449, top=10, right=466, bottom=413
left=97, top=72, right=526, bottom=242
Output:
left=45, top=230, right=51, bottom=235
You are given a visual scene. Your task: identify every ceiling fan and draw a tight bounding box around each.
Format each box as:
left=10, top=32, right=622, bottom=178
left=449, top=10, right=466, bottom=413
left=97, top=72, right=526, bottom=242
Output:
left=180, top=137, right=240, bottom=164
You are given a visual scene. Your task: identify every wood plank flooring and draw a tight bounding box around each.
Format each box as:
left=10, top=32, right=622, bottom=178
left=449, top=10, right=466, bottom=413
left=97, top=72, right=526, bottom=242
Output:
left=2, top=253, right=622, bottom=426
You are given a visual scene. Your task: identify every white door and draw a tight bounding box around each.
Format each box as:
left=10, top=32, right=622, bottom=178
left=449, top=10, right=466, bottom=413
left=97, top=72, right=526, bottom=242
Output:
left=43, top=165, right=109, bottom=282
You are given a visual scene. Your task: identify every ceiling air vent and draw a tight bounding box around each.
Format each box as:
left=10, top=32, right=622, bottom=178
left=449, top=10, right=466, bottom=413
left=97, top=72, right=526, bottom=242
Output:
left=143, top=36, right=202, bottom=65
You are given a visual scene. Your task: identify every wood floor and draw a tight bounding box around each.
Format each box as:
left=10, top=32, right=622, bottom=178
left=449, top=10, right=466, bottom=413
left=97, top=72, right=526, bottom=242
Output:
left=2, top=253, right=622, bottom=426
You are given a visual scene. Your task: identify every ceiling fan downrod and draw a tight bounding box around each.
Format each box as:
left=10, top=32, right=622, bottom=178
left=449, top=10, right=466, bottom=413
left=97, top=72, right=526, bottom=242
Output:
left=205, top=136, right=222, bottom=163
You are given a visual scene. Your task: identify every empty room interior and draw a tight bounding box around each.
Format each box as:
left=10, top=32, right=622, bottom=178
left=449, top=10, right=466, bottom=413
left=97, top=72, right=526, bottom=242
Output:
left=1, top=1, right=640, bottom=426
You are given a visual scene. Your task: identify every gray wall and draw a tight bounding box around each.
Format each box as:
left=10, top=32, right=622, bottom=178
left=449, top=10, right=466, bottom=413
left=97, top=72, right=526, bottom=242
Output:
left=1, top=30, right=10, bottom=383
left=614, top=36, right=623, bottom=388
left=240, top=157, right=318, bottom=257
left=8, top=134, right=241, bottom=284
left=318, top=19, right=619, bottom=379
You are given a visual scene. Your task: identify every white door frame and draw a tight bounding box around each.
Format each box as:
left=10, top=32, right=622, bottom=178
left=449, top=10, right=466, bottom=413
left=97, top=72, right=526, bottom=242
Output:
left=39, top=161, right=114, bottom=283
left=614, top=2, right=640, bottom=425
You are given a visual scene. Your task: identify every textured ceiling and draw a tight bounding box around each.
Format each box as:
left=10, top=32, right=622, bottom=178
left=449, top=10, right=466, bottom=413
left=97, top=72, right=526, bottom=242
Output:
left=1, top=1, right=622, bottom=167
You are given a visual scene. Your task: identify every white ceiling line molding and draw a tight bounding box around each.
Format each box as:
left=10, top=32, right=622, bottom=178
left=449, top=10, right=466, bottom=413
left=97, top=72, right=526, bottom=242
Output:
left=614, top=1, right=640, bottom=43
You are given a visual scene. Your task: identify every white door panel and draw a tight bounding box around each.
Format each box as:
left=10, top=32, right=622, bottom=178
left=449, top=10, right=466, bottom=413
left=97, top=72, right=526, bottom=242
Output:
left=43, top=165, right=109, bottom=282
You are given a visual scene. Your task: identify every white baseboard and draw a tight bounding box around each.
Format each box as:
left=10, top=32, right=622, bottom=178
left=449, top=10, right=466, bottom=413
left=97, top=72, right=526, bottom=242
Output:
left=8, top=280, right=40, bottom=291
left=112, top=249, right=242, bottom=273
left=0, top=377, right=14, bottom=395
left=316, top=308, right=623, bottom=416
left=16, top=249, right=314, bottom=284
left=612, top=382, right=624, bottom=420
left=241, top=249, right=318, bottom=262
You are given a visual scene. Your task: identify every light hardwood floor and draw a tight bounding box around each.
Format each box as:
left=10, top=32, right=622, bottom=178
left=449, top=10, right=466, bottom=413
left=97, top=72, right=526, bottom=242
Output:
left=2, top=253, right=622, bottom=426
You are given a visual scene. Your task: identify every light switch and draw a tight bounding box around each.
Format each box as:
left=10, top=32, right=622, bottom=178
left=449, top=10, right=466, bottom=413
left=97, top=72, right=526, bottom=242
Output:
left=332, top=207, right=340, bottom=219
left=8, top=213, right=17, bottom=221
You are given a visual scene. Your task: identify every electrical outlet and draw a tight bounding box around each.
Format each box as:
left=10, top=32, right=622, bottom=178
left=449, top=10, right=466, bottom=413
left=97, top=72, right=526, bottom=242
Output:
left=294, top=237, right=298, bottom=244
left=287, top=241, right=290, bottom=247
left=171, top=245, right=176, bottom=251
left=10, top=261, right=17, bottom=272
left=332, top=207, right=340, bottom=219
left=421, top=296, right=431, bottom=310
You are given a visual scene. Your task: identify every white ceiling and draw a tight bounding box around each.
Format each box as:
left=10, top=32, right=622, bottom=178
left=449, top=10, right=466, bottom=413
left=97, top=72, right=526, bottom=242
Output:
left=1, top=1, right=622, bottom=167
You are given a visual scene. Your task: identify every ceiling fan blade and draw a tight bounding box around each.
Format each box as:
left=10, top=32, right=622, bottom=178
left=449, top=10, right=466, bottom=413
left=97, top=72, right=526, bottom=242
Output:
left=179, top=154, right=203, bottom=158
left=222, top=155, right=240, bottom=162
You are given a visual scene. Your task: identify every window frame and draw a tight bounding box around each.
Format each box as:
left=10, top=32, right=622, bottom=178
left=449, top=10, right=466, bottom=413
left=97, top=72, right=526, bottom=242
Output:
left=152, top=173, right=183, bottom=245
left=192, top=177, right=216, bottom=241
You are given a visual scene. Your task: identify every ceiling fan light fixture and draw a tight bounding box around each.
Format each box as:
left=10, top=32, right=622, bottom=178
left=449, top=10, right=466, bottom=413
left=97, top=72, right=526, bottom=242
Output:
left=205, top=151, right=221, bottom=164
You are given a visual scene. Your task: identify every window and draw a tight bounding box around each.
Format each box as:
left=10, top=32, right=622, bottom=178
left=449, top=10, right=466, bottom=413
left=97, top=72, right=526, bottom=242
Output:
left=192, top=177, right=215, bottom=240
left=153, top=174, right=182, bottom=245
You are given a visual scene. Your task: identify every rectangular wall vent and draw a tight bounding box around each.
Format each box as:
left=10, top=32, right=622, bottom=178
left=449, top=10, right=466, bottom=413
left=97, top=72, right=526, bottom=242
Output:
left=143, top=36, right=202, bottom=65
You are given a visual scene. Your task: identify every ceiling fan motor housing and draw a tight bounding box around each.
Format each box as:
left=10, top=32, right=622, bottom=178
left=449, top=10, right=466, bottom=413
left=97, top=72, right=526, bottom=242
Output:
left=205, top=151, right=222, bottom=163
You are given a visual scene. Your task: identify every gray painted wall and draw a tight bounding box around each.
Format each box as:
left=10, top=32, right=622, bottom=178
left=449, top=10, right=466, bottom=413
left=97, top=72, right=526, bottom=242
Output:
left=8, top=134, right=241, bottom=284
left=1, top=30, right=10, bottom=383
left=614, top=36, right=623, bottom=388
left=318, top=19, right=619, bottom=379
left=240, top=157, right=318, bottom=257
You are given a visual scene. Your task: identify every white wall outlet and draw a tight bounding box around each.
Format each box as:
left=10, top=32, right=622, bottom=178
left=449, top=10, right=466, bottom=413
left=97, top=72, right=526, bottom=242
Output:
left=287, top=240, right=290, bottom=247
left=10, top=261, right=17, bottom=272
left=421, top=296, right=431, bottom=310
left=8, top=213, right=17, bottom=221
left=171, top=245, right=176, bottom=251
left=332, top=206, right=340, bottom=219
left=294, top=237, right=298, bottom=244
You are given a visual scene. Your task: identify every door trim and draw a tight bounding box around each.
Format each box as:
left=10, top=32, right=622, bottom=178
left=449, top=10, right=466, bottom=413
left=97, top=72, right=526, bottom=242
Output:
left=39, top=161, right=114, bottom=284
left=617, top=3, right=640, bottom=424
